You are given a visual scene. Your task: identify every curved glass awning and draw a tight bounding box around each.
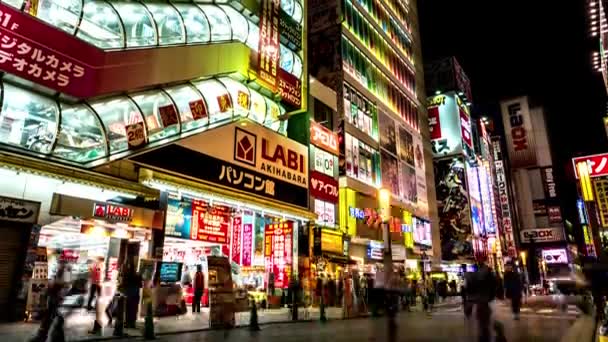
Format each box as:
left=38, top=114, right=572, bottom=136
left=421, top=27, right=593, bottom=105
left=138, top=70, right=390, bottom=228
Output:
left=1, top=0, right=302, bottom=79
left=0, top=77, right=288, bottom=165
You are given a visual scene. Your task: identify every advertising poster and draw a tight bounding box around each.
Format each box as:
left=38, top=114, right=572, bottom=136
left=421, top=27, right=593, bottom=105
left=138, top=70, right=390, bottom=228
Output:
left=500, top=97, right=537, bottom=168
left=264, top=222, right=293, bottom=289
left=434, top=158, right=473, bottom=260
left=381, top=150, right=400, bottom=197
left=241, top=213, right=254, bottom=267
left=165, top=198, right=193, bottom=239
left=479, top=164, right=496, bottom=234
left=413, top=217, right=432, bottom=248
left=192, top=201, right=230, bottom=244
left=593, top=177, right=608, bottom=228
left=314, top=199, right=336, bottom=226
left=427, top=106, right=441, bottom=140
left=398, top=126, right=414, bottom=166
left=400, top=162, right=417, bottom=204
left=313, top=147, right=335, bottom=177
left=231, top=216, right=242, bottom=264
left=253, top=213, right=270, bottom=266
left=413, top=134, right=428, bottom=214
left=258, top=0, right=281, bottom=92
left=379, top=112, right=397, bottom=155
left=427, top=93, right=463, bottom=157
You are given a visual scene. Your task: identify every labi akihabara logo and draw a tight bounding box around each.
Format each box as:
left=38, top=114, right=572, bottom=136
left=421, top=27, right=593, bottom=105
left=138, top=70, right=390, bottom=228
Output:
left=234, top=127, right=257, bottom=166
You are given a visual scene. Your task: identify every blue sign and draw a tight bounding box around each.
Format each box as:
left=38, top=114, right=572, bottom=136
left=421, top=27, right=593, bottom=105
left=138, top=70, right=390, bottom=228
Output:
left=577, top=199, right=588, bottom=225
left=349, top=206, right=365, bottom=220
left=166, top=198, right=193, bottom=239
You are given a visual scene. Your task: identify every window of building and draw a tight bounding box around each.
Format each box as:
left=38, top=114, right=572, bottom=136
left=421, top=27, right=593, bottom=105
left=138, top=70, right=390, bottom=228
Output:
left=36, top=0, right=82, bottom=35
left=164, top=84, right=208, bottom=132
left=89, top=97, right=144, bottom=154
left=52, top=103, right=107, bottom=162
left=144, top=3, right=186, bottom=45
left=112, top=2, right=158, bottom=47
left=198, top=5, right=231, bottom=42
left=76, top=0, right=125, bottom=49
left=174, top=3, right=211, bottom=44
left=130, top=91, right=180, bottom=142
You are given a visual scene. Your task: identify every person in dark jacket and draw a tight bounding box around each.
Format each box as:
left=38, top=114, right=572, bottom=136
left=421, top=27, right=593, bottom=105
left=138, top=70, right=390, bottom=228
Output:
left=468, top=261, right=496, bottom=342
left=503, top=263, right=523, bottom=320
left=121, top=261, right=142, bottom=328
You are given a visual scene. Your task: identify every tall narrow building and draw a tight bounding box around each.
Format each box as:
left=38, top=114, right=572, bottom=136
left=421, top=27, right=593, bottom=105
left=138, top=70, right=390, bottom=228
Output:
left=308, top=0, right=439, bottom=278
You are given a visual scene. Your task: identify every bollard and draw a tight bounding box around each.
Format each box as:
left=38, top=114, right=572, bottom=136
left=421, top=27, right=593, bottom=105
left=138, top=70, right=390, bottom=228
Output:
left=113, top=295, right=125, bottom=337
left=249, top=299, right=261, bottom=331
left=319, top=295, right=327, bottom=323
left=143, top=301, right=155, bottom=340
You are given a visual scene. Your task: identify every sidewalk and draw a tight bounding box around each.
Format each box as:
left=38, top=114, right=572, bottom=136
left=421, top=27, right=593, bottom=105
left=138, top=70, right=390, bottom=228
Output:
left=0, top=306, right=345, bottom=342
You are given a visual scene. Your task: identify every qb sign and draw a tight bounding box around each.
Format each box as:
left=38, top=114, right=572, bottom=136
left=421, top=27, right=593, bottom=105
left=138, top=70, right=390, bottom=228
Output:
left=542, top=249, right=568, bottom=264
left=520, top=227, right=565, bottom=243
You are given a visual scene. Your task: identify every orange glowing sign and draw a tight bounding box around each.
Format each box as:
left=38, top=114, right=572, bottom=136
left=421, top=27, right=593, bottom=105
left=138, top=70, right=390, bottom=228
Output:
left=310, top=121, right=339, bottom=155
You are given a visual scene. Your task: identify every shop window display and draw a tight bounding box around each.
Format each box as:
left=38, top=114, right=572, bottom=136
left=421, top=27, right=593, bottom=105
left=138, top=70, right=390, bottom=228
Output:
left=89, top=96, right=144, bottom=153
left=36, top=0, right=82, bottom=35
left=174, top=4, right=211, bottom=44
left=130, top=90, right=180, bottom=142
left=198, top=5, right=231, bottom=42
left=112, top=2, right=158, bottom=47
left=144, top=3, right=186, bottom=45
left=52, top=103, right=107, bottom=162
left=164, top=84, right=209, bottom=132
left=0, top=83, right=59, bottom=154
left=76, top=0, right=125, bottom=49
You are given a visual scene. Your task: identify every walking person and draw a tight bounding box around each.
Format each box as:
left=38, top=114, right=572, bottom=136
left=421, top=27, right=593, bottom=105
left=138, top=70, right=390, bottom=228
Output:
left=504, top=263, right=523, bottom=320
left=468, top=259, right=497, bottom=342
left=423, top=277, right=436, bottom=315
left=120, top=261, right=142, bottom=328
left=192, top=265, right=204, bottom=313
left=86, top=258, right=102, bottom=311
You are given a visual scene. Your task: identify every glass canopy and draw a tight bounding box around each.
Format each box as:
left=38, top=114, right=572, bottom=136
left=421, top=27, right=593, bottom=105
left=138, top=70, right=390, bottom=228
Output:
left=0, top=78, right=288, bottom=164
left=3, top=0, right=302, bottom=79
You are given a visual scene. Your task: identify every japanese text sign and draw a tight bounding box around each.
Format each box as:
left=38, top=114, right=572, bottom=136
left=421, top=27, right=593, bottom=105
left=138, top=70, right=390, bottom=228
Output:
left=541, top=167, right=557, bottom=198
left=231, top=216, right=242, bottom=264
left=593, top=177, right=608, bottom=228
left=278, top=69, right=301, bottom=108
left=258, top=0, right=281, bottom=92
left=242, top=222, right=253, bottom=266
left=264, top=222, right=293, bottom=289
left=0, top=196, right=39, bottom=223
left=191, top=201, right=230, bottom=244
left=310, top=171, right=339, bottom=203
left=573, top=153, right=608, bottom=178
left=310, top=120, right=339, bottom=155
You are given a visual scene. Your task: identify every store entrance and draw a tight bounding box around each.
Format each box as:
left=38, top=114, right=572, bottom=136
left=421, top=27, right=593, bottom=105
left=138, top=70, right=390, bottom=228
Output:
left=0, top=222, right=29, bottom=321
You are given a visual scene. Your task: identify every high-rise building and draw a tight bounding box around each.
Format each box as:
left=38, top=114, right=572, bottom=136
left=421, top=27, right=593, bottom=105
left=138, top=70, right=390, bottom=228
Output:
left=308, top=0, right=438, bottom=278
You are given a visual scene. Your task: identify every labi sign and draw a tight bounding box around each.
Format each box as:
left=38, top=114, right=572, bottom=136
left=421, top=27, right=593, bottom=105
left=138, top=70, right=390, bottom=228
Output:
left=131, top=120, right=309, bottom=208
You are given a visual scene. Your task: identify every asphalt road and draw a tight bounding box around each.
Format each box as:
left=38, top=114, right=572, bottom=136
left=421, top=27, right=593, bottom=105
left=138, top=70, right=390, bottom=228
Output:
left=128, top=302, right=578, bottom=342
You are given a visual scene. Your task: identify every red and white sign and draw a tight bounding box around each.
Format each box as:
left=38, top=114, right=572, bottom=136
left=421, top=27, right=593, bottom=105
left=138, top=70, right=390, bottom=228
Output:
left=310, top=120, right=339, bottom=155
left=500, top=97, right=537, bottom=168
left=126, top=122, right=147, bottom=149
left=542, top=248, right=568, bottom=264
left=459, top=107, right=472, bottom=148
left=314, top=199, right=335, bottom=226
left=93, top=203, right=133, bottom=222
left=492, top=137, right=517, bottom=257
left=427, top=106, right=442, bottom=140
left=231, top=216, right=242, bottom=264
left=278, top=69, right=302, bottom=108
left=573, top=153, right=608, bottom=178
left=257, top=0, right=281, bottom=92
left=242, top=223, right=253, bottom=267
left=310, top=171, right=339, bottom=203
left=191, top=201, right=230, bottom=244
left=547, top=206, right=563, bottom=224
left=264, top=222, right=293, bottom=289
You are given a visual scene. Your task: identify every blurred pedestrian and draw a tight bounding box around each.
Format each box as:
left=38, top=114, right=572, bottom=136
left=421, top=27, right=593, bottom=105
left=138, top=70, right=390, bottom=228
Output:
left=468, top=260, right=496, bottom=342
left=86, top=258, right=102, bottom=311
left=504, top=263, right=523, bottom=320
left=192, top=265, right=204, bottom=313
left=120, top=261, right=142, bottom=328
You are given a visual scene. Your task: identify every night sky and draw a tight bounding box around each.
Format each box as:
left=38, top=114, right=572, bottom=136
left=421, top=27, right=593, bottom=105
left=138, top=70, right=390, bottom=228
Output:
left=419, top=0, right=607, bottom=224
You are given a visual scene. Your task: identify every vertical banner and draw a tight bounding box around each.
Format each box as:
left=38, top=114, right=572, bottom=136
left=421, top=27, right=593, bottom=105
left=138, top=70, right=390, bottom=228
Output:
left=231, top=216, right=242, bottom=264
left=241, top=212, right=254, bottom=267
left=264, top=222, right=293, bottom=289
left=427, top=92, right=464, bottom=157
left=258, top=0, right=281, bottom=92
left=500, top=97, right=537, bottom=168
left=492, top=138, right=517, bottom=257
left=413, top=134, right=428, bottom=216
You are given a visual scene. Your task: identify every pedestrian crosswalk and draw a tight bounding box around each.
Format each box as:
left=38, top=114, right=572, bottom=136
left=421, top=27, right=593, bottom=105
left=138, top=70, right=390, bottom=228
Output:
left=434, top=302, right=581, bottom=319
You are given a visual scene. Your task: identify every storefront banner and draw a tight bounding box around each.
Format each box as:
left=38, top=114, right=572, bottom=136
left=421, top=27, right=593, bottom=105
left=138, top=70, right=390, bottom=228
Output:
left=132, top=121, right=308, bottom=208
left=427, top=105, right=441, bottom=140
left=479, top=164, right=496, bottom=234
left=367, top=240, right=383, bottom=260
left=192, top=201, right=230, bottom=244
left=593, top=177, right=608, bottom=228
left=541, top=167, right=558, bottom=198
left=0, top=196, right=39, bottom=223
left=165, top=198, right=193, bottom=239
left=542, top=248, right=568, bottom=264
left=500, top=97, right=537, bottom=168
left=412, top=134, right=428, bottom=215
left=310, top=171, right=339, bottom=203
left=231, top=216, right=242, bottom=264
left=413, top=217, right=432, bottom=248
left=321, top=229, right=343, bottom=255
left=278, top=69, right=301, bottom=108
left=264, top=222, right=293, bottom=289
left=310, top=120, right=339, bottom=155
left=258, top=0, right=281, bottom=92
left=492, top=137, right=517, bottom=257
left=459, top=106, right=473, bottom=149
left=520, top=227, right=566, bottom=243
left=573, top=153, right=608, bottom=178
left=313, top=147, right=336, bottom=177
left=314, top=199, right=335, bottom=226
left=427, top=93, right=464, bottom=157
left=242, top=218, right=254, bottom=267
left=379, top=112, right=397, bottom=156
left=382, top=150, right=400, bottom=198
left=279, top=9, right=302, bottom=51
left=398, top=126, right=414, bottom=166
left=93, top=202, right=133, bottom=222
left=547, top=206, right=563, bottom=224
left=435, top=157, right=474, bottom=260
